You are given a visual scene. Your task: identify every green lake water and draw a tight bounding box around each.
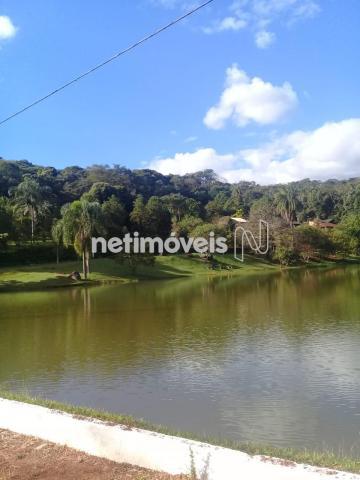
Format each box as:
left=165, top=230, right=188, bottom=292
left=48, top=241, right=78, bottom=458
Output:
left=1, top=266, right=360, bottom=455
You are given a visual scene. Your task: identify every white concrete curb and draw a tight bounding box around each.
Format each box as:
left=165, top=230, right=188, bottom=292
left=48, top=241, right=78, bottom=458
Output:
left=0, top=398, right=358, bottom=480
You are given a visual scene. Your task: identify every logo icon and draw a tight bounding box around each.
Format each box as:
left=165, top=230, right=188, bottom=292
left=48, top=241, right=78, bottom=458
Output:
left=234, top=220, right=270, bottom=262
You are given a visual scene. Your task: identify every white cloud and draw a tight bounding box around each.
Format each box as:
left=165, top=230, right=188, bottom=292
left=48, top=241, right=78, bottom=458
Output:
left=150, top=0, right=320, bottom=47
left=240, top=0, right=321, bottom=22
left=184, top=135, right=198, bottom=143
left=149, top=119, right=360, bottom=184
left=255, top=30, right=275, bottom=48
left=203, top=16, right=247, bottom=34
left=288, top=1, right=321, bottom=24
left=204, top=65, right=298, bottom=129
left=150, top=0, right=180, bottom=8
left=0, top=16, right=17, bottom=40
left=150, top=148, right=236, bottom=176
left=150, top=0, right=201, bottom=10
left=204, top=0, right=320, bottom=48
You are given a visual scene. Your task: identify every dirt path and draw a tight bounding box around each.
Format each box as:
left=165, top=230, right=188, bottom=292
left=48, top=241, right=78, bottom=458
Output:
left=0, top=429, right=189, bottom=480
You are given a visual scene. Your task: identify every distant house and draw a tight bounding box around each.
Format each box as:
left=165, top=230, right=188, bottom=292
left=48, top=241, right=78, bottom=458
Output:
left=308, top=219, right=336, bottom=229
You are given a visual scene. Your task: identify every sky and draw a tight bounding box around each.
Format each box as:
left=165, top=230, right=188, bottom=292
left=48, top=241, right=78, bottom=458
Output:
left=0, top=0, right=359, bottom=184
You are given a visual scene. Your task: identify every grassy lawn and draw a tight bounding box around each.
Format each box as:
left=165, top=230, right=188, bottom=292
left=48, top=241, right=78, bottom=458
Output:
left=1, top=390, right=359, bottom=474
left=0, top=254, right=279, bottom=292
left=0, top=252, right=356, bottom=293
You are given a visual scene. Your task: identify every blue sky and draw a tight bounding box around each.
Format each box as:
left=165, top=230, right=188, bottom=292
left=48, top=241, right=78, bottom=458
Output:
left=0, top=0, right=359, bottom=183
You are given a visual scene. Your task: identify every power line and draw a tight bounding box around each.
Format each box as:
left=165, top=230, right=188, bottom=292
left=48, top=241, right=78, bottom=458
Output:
left=0, top=0, right=215, bottom=127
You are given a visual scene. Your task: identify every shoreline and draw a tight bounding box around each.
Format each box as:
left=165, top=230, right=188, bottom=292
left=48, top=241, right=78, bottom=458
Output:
left=0, top=390, right=359, bottom=476
left=0, top=254, right=358, bottom=293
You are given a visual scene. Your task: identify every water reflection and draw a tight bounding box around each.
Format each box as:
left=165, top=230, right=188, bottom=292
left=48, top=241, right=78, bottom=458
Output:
left=0, top=267, right=359, bottom=455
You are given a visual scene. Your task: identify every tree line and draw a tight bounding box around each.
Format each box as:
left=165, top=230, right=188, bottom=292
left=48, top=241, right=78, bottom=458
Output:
left=0, top=158, right=359, bottom=273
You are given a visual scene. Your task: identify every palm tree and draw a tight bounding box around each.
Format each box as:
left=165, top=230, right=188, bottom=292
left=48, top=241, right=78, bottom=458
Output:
left=275, top=185, right=298, bottom=227
left=51, top=219, right=63, bottom=264
left=13, top=177, right=49, bottom=241
left=62, top=200, right=103, bottom=279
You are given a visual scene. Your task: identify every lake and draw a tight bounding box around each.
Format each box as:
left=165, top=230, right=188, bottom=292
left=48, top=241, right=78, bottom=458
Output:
left=0, top=266, right=359, bottom=456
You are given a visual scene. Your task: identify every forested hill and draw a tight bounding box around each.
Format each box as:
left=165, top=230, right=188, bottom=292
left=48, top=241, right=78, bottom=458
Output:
left=1, top=158, right=360, bottom=221
left=1, top=158, right=360, bottom=265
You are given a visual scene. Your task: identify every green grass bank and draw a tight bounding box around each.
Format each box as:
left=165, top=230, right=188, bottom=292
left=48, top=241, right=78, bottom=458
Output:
left=0, top=390, right=359, bottom=474
left=1, top=251, right=356, bottom=293
left=0, top=253, right=279, bottom=292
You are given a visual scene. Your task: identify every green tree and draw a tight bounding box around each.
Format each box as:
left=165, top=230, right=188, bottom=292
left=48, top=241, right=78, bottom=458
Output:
left=333, top=214, right=360, bottom=255
left=0, top=160, right=21, bottom=196
left=145, top=196, right=171, bottom=238
left=51, top=219, right=64, bottom=264
left=13, top=177, right=50, bottom=241
left=162, top=194, right=200, bottom=222
left=102, top=195, right=127, bottom=236
left=205, top=192, right=230, bottom=218
left=62, top=200, right=103, bottom=279
left=83, top=182, right=120, bottom=203
left=295, top=225, right=335, bottom=261
left=275, top=185, right=299, bottom=227
left=273, top=245, right=298, bottom=266
left=129, top=195, right=147, bottom=234
left=174, top=215, right=203, bottom=238
left=0, top=197, right=14, bottom=242
left=249, top=196, right=291, bottom=260
left=190, top=222, right=226, bottom=239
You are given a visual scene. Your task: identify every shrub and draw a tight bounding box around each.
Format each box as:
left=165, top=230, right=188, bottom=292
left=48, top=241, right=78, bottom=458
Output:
left=295, top=225, right=335, bottom=261
left=273, top=245, right=298, bottom=266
